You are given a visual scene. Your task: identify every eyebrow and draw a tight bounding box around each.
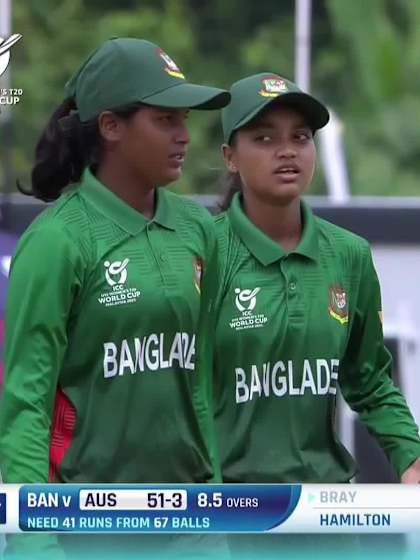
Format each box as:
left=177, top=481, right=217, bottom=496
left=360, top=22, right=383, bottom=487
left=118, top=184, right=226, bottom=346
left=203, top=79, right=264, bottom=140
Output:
left=153, top=107, right=189, bottom=114
left=248, top=121, right=275, bottom=130
left=249, top=120, right=311, bottom=131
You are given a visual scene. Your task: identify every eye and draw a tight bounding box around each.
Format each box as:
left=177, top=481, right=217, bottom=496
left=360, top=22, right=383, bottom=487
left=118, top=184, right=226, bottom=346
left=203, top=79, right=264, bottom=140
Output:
left=295, top=130, right=312, bottom=141
left=159, top=111, right=189, bottom=124
left=254, top=134, right=272, bottom=143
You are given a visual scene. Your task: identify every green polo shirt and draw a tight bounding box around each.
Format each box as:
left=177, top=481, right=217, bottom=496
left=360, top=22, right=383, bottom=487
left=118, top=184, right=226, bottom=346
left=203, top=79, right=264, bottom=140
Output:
left=0, top=168, right=218, bottom=485
left=214, top=193, right=420, bottom=483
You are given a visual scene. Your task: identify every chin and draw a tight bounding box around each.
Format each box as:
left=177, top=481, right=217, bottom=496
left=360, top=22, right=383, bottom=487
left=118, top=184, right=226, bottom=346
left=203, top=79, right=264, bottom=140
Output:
left=160, top=170, right=182, bottom=186
left=267, top=184, right=302, bottom=206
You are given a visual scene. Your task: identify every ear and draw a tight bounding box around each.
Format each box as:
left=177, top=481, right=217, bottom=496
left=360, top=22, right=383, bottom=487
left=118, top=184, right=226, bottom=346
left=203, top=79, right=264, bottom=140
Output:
left=222, top=143, right=238, bottom=173
left=97, top=111, right=124, bottom=143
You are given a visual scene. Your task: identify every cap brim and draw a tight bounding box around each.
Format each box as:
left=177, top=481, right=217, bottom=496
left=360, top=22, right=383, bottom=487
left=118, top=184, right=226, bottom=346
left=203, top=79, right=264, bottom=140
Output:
left=142, top=82, right=231, bottom=110
left=232, top=91, right=329, bottom=139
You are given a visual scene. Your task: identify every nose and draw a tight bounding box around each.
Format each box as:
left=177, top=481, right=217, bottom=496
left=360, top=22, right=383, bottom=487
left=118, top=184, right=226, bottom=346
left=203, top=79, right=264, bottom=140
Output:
left=176, top=122, right=190, bottom=146
left=275, top=141, right=297, bottom=159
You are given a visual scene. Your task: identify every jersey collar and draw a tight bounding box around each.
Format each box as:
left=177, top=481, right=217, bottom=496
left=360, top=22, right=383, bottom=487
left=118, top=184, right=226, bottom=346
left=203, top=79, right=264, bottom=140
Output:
left=228, top=193, right=319, bottom=265
left=79, top=168, right=177, bottom=235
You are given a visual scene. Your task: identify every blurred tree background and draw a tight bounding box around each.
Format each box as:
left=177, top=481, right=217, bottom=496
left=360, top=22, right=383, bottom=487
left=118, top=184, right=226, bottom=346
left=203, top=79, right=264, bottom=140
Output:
left=3, top=0, right=420, bottom=196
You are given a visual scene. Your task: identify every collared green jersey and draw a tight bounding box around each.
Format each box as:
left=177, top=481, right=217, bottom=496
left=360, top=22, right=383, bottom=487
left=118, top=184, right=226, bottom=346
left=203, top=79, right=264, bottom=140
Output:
left=0, top=168, right=218, bottom=485
left=214, top=193, right=420, bottom=483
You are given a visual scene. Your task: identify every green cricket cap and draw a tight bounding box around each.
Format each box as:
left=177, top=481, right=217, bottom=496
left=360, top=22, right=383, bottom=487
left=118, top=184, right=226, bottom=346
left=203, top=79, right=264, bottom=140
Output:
left=222, top=73, right=329, bottom=143
left=65, top=38, right=231, bottom=122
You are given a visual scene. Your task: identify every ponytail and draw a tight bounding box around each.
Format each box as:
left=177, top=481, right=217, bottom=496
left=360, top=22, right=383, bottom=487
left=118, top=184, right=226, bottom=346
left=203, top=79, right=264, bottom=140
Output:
left=18, top=97, right=101, bottom=201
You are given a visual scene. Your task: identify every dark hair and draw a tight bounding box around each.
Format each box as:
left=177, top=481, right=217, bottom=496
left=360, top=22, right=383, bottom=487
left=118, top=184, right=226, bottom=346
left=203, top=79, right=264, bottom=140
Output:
left=218, top=132, right=244, bottom=211
left=19, top=99, right=143, bottom=202
left=219, top=170, right=243, bottom=212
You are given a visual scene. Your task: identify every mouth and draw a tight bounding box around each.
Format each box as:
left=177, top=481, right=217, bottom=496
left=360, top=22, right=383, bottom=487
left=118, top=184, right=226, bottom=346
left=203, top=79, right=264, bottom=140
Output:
left=169, top=152, right=185, bottom=162
left=273, top=164, right=300, bottom=181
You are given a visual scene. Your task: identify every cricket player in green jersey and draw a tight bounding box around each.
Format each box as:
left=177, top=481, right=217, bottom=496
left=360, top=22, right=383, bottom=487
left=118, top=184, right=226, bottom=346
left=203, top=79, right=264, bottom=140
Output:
left=0, top=38, right=230, bottom=559
left=213, top=73, right=420, bottom=558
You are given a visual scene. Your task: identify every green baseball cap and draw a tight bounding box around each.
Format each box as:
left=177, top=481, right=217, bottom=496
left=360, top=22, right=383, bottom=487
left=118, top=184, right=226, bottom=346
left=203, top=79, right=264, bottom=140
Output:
left=222, top=72, right=329, bottom=143
left=65, top=38, right=231, bottom=122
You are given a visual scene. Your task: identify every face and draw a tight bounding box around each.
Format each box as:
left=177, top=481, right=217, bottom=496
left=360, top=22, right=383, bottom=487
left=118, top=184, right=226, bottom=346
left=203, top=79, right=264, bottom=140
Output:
left=223, top=104, right=316, bottom=206
left=99, top=106, right=190, bottom=187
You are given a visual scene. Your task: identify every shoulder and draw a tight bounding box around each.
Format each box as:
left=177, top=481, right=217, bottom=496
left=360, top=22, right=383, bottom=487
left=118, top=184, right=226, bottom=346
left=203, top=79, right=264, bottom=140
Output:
left=24, top=189, right=89, bottom=238
left=165, top=190, right=217, bottom=252
left=163, top=191, right=217, bottom=261
left=165, top=190, right=214, bottom=227
left=13, top=190, right=90, bottom=267
left=213, top=210, right=249, bottom=284
left=214, top=210, right=230, bottom=230
left=314, top=214, right=371, bottom=265
left=214, top=210, right=235, bottom=252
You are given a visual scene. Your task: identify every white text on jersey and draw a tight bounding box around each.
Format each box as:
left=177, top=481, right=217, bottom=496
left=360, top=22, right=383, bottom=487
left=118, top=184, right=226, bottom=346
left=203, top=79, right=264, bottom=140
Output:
left=235, top=359, right=339, bottom=402
left=103, top=332, right=196, bottom=378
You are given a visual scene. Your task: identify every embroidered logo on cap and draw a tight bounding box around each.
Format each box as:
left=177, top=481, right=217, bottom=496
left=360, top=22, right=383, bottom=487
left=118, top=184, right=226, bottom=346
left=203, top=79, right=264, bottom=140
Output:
left=157, top=48, right=185, bottom=79
left=259, top=78, right=288, bottom=98
left=328, top=286, right=348, bottom=324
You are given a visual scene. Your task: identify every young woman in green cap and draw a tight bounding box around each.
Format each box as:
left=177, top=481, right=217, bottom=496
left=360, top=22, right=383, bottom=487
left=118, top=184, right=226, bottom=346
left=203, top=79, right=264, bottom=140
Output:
left=0, top=37, right=230, bottom=559
left=213, top=72, right=420, bottom=558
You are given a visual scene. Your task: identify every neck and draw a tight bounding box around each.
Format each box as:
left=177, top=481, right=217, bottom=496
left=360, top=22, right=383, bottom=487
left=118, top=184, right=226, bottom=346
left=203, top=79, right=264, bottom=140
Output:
left=242, top=193, right=302, bottom=252
left=95, top=159, right=156, bottom=219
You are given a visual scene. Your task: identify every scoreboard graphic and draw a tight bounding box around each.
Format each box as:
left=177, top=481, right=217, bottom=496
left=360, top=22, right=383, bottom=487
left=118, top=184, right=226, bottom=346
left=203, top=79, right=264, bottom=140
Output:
left=0, top=484, right=418, bottom=533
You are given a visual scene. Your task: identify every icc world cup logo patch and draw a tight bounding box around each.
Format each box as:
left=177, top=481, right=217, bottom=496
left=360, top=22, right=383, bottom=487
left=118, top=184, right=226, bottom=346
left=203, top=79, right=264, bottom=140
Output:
left=234, top=287, right=260, bottom=312
left=104, top=259, right=129, bottom=287
left=328, top=286, right=348, bottom=325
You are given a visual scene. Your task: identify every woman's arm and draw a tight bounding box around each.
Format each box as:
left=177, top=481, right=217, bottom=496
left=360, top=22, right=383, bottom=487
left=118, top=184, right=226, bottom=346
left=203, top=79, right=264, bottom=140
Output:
left=339, top=243, right=420, bottom=480
left=0, top=224, right=82, bottom=483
